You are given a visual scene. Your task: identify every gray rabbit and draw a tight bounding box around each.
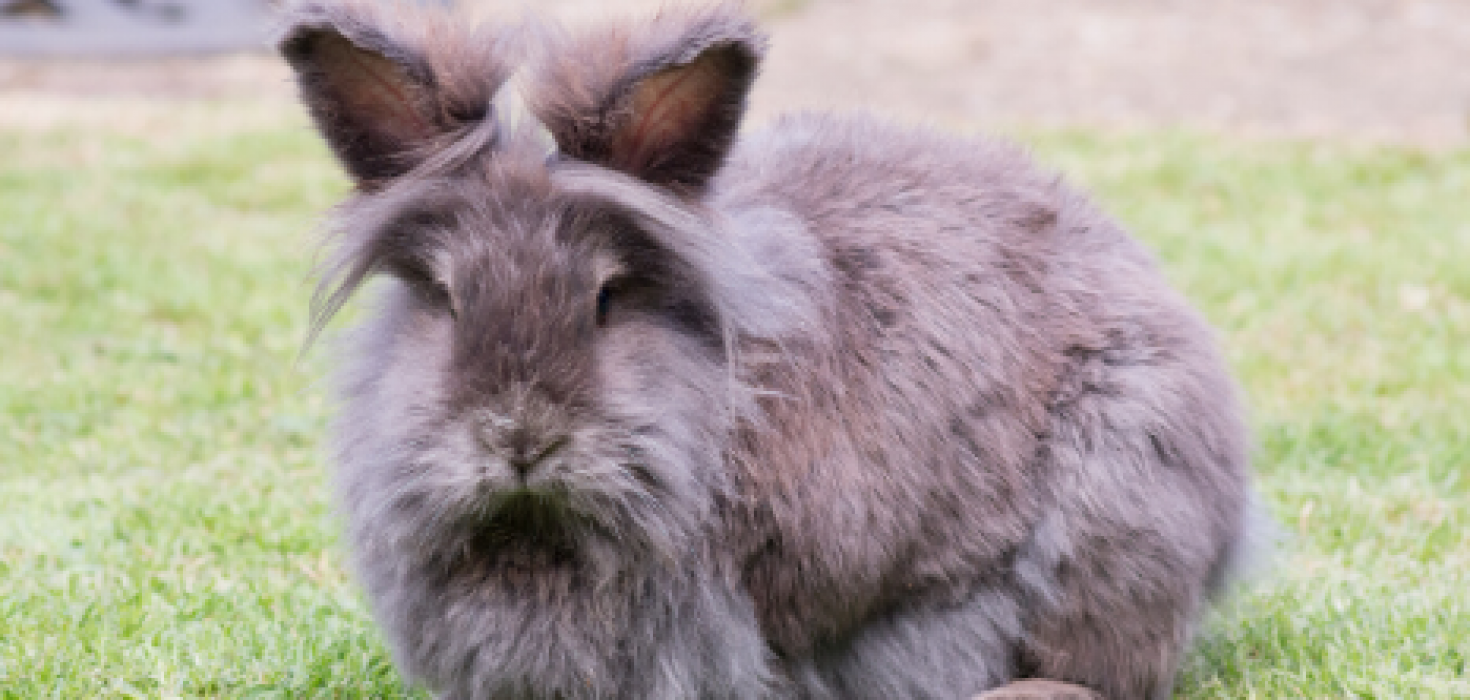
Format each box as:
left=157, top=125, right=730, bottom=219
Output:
left=280, top=2, right=1258, bottom=698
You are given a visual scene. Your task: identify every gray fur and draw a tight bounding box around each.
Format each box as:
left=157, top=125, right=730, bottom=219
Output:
left=281, top=2, right=1257, bottom=698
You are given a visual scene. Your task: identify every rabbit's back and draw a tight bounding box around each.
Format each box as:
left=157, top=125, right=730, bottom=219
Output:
left=714, top=114, right=1251, bottom=699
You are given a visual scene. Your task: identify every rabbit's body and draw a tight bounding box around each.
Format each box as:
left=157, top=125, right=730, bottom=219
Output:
left=713, top=115, right=1250, bottom=698
left=284, top=3, right=1255, bottom=699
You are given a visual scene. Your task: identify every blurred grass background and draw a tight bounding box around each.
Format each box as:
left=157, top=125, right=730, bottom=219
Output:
left=1, top=53, right=1467, bottom=700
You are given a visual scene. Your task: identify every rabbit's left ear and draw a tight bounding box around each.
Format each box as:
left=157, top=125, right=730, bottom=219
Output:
left=531, top=4, right=765, bottom=193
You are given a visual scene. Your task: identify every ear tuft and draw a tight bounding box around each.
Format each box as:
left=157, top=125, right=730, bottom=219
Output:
left=530, top=3, right=765, bottom=193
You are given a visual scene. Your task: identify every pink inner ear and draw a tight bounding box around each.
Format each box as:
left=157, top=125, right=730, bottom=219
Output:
left=317, top=34, right=436, bottom=146
left=612, top=54, right=725, bottom=173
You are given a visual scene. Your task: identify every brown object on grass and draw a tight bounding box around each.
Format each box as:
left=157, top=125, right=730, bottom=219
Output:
left=975, top=679, right=1108, bottom=700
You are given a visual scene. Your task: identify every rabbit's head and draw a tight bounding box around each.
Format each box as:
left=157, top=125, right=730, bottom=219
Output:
left=282, top=2, right=775, bottom=566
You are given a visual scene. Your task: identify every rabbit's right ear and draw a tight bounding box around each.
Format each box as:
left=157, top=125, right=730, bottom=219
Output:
left=530, top=3, right=765, bottom=193
left=279, top=2, right=507, bottom=186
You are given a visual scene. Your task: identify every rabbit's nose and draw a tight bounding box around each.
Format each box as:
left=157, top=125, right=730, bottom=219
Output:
left=507, top=433, right=569, bottom=478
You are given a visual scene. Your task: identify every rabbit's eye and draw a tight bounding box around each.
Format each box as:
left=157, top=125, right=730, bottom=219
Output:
left=397, top=265, right=457, bottom=319
left=425, top=279, right=456, bottom=319
left=445, top=290, right=460, bottom=321
left=595, top=284, right=613, bottom=326
left=595, top=276, right=649, bottom=327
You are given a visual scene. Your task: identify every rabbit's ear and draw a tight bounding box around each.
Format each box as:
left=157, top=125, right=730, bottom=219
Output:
left=280, top=2, right=488, bottom=185
left=532, top=4, right=765, bottom=193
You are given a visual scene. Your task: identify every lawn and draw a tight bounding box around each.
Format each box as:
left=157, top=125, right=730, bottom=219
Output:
left=1, top=99, right=1466, bottom=697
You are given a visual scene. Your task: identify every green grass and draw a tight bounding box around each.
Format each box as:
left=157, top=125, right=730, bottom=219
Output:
left=2, top=102, right=1466, bottom=697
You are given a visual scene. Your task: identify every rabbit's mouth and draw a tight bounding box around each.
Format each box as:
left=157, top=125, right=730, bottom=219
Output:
left=445, top=433, right=714, bottom=563
left=452, top=493, right=586, bottom=577
left=472, top=489, right=619, bottom=553
left=477, top=490, right=572, bottom=534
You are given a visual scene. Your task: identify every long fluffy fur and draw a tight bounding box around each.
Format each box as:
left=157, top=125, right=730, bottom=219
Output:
left=282, top=3, right=1258, bottom=699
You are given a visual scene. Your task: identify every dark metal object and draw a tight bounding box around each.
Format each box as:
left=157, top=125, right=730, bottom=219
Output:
left=0, top=1, right=273, bottom=57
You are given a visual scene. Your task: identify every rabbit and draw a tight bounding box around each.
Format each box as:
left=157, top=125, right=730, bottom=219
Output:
left=279, top=1, right=1259, bottom=698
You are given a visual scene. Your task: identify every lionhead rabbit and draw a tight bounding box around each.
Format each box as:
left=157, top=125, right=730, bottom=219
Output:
left=280, top=1, right=1257, bottom=698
